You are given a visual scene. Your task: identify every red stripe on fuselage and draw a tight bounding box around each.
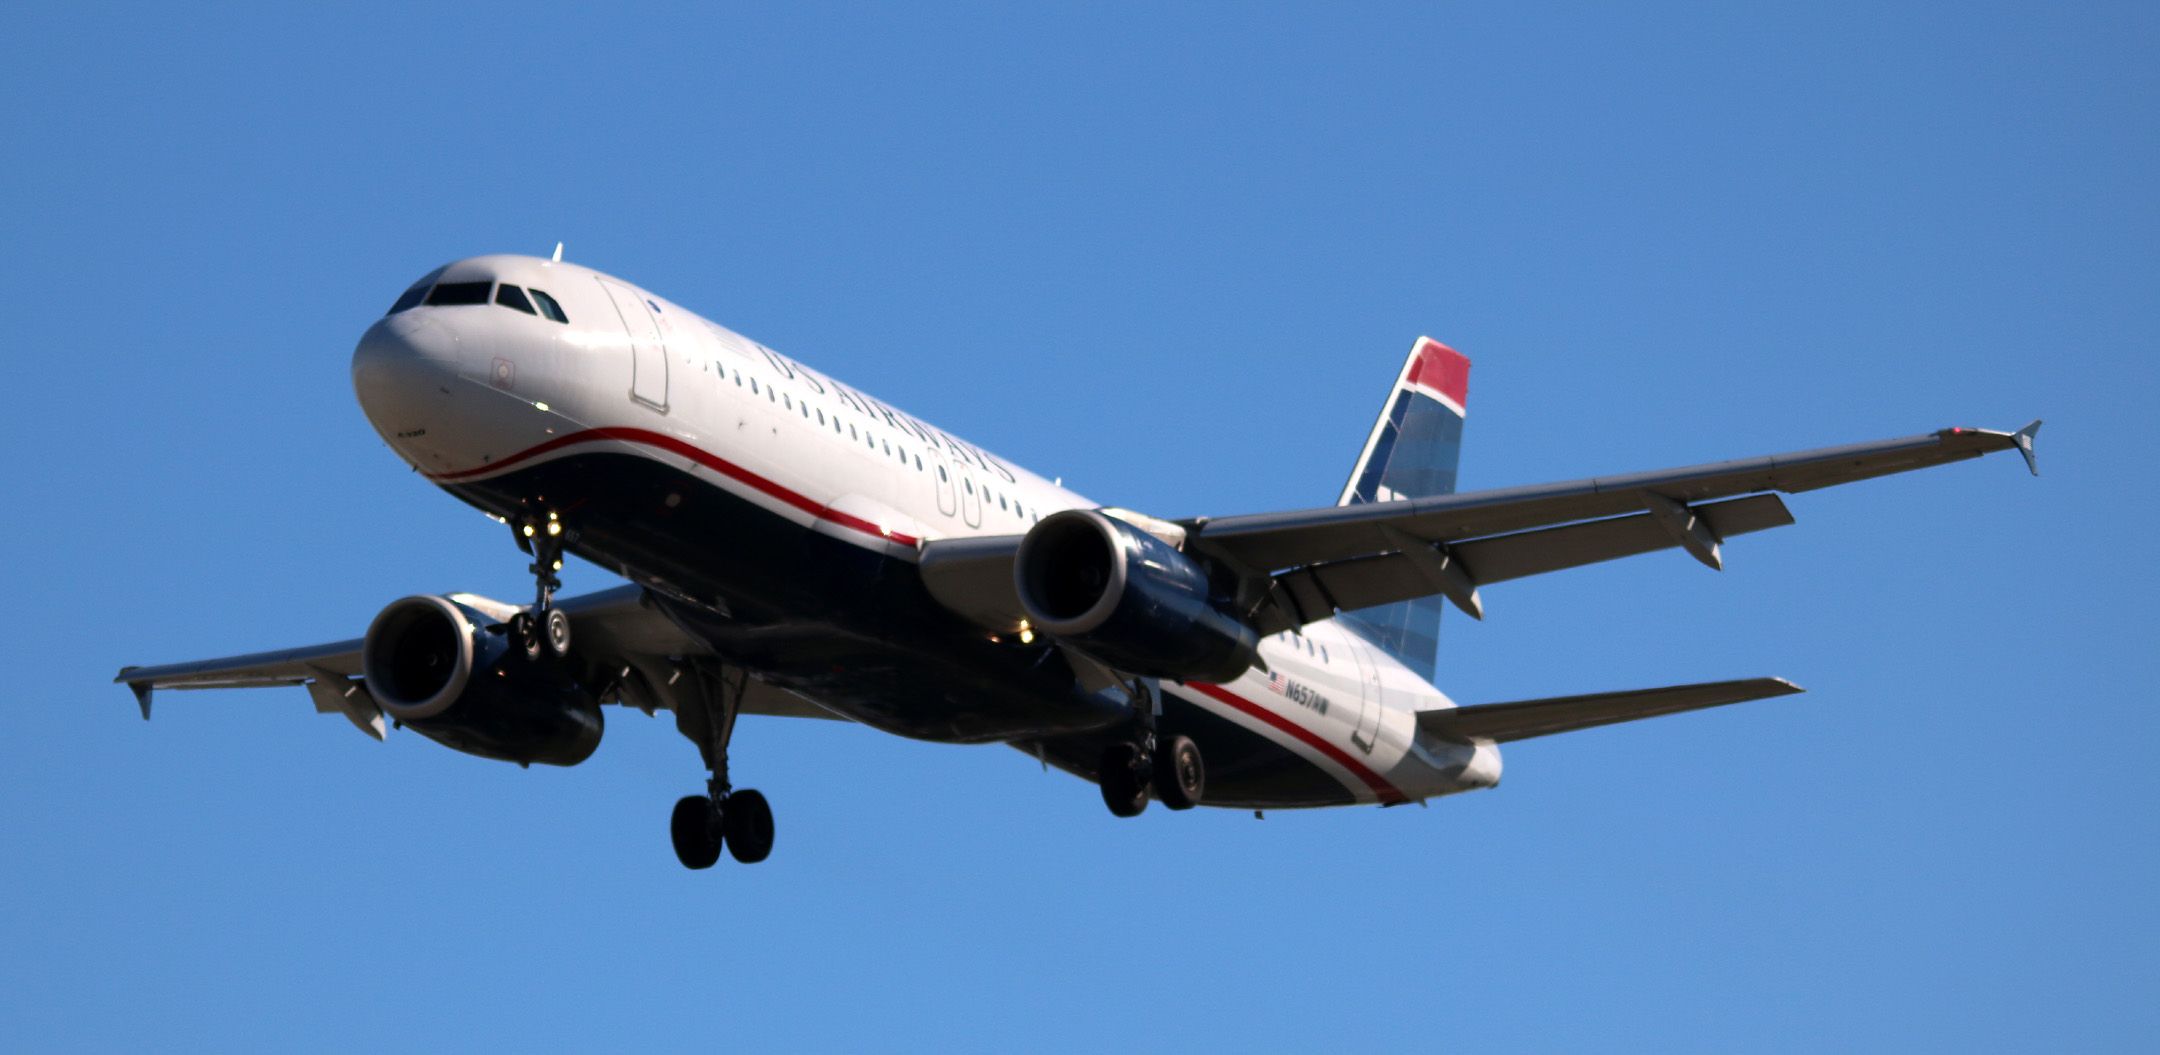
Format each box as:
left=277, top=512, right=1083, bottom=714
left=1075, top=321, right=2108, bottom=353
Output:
left=425, top=427, right=922, bottom=548
left=1185, top=682, right=1407, bottom=804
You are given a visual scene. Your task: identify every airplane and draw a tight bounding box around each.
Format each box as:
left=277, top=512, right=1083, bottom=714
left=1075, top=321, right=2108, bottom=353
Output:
left=115, top=252, right=2041, bottom=869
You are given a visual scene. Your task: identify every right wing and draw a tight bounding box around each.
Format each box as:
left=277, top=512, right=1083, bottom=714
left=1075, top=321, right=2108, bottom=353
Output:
left=115, top=585, right=837, bottom=739
left=1192, top=421, right=2040, bottom=633
left=1418, top=677, right=1805, bottom=744
left=919, top=421, right=2040, bottom=636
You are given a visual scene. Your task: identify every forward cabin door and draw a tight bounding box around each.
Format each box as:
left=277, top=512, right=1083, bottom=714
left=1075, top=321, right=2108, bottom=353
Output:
left=598, top=279, right=669, bottom=412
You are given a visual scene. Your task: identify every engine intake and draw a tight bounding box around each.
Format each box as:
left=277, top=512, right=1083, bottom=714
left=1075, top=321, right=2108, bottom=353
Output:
left=1014, top=510, right=1259, bottom=683
left=362, top=595, right=602, bottom=766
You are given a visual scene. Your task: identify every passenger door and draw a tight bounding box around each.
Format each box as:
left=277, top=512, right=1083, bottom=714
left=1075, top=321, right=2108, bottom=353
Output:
left=931, top=456, right=958, bottom=517
left=959, top=473, right=984, bottom=528
left=598, top=279, right=669, bottom=412
left=1347, top=641, right=1383, bottom=755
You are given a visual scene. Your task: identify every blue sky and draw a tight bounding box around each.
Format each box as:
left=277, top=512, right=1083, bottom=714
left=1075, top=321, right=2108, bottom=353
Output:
left=3, top=3, right=2153, bottom=1050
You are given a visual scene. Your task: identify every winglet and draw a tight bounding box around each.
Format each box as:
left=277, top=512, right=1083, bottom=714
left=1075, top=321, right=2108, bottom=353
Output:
left=2013, top=419, right=2042, bottom=477
left=129, top=681, right=153, bottom=720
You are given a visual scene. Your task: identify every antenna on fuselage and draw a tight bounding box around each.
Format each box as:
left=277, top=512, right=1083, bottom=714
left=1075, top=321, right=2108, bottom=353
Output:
left=551, top=242, right=564, bottom=263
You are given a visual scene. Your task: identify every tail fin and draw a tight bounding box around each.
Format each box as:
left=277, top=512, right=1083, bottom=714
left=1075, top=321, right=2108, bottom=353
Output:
left=1335, top=337, right=1470, bottom=682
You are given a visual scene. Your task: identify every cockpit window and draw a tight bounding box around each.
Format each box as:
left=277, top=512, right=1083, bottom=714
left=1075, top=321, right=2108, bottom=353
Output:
left=528, top=288, right=569, bottom=324
left=385, top=266, right=447, bottom=316
left=387, top=281, right=429, bottom=316
left=495, top=284, right=538, bottom=315
left=427, top=281, right=493, bottom=306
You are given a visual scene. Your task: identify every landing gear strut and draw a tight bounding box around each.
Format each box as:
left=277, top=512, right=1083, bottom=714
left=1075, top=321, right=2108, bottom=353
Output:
left=510, top=513, right=573, bottom=660
left=668, top=660, right=775, bottom=868
left=1097, top=678, right=1205, bottom=817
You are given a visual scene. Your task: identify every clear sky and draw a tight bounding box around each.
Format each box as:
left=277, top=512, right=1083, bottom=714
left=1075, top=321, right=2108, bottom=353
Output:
left=3, top=3, right=2153, bottom=1050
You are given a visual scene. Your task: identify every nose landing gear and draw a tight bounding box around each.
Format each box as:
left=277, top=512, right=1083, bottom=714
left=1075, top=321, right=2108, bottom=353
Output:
left=510, top=513, right=574, bottom=660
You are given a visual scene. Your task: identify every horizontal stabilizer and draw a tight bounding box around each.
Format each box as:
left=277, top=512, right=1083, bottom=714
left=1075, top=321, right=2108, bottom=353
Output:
left=1417, top=677, right=1803, bottom=744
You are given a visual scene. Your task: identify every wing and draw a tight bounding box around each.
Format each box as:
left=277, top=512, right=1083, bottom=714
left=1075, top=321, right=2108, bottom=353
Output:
left=919, top=420, right=2038, bottom=635
left=1417, top=677, right=1804, bottom=743
left=115, top=585, right=837, bottom=739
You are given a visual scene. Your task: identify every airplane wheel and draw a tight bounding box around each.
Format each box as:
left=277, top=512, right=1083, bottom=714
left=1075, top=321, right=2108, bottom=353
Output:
left=543, top=607, right=573, bottom=656
left=1098, top=744, right=1149, bottom=818
left=671, top=795, right=721, bottom=870
left=724, top=789, right=774, bottom=864
left=510, top=612, right=544, bottom=661
left=1154, top=734, right=1204, bottom=811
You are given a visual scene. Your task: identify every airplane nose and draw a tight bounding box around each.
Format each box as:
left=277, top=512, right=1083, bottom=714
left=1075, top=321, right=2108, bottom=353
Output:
left=352, top=313, right=460, bottom=430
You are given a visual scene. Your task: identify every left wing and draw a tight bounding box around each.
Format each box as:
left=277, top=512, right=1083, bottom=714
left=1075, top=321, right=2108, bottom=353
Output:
left=116, top=585, right=835, bottom=738
left=918, top=421, right=2039, bottom=634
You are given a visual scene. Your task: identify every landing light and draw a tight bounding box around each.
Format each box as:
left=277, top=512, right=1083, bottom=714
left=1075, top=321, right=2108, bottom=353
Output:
left=552, top=559, right=564, bottom=571
left=1017, top=621, right=1035, bottom=645
left=521, top=524, right=536, bottom=538
left=534, top=402, right=551, bottom=412
left=546, top=520, right=562, bottom=537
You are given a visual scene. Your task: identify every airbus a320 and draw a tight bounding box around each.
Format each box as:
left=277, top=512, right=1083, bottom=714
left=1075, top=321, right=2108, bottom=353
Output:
left=118, top=253, right=2039, bottom=869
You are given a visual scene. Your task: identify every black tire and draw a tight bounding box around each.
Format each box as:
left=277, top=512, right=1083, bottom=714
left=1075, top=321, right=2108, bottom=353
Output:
left=670, top=795, right=721, bottom=870
left=724, top=789, right=775, bottom=864
left=544, top=607, right=573, bottom=656
left=1154, top=734, right=1204, bottom=811
left=510, top=612, right=544, bottom=661
left=1098, top=743, right=1149, bottom=818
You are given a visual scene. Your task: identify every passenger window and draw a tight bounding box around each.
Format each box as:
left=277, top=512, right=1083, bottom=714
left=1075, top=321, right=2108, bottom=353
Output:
left=750, top=378, right=759, bottom=394
left=495, top=284, right=538, bottom=314
left=965, top=480, right=974, bottom=494
left=937, top=466, right=947, bottom=481
left=914, top=455, right=923, bottom=470
left=998, top=494, right=1008, bottom=511
left=816, top=409, right=825, bottom=425
left=528, top=288, right=569, bottom=323
left=426, top=281, right=492, bottom=306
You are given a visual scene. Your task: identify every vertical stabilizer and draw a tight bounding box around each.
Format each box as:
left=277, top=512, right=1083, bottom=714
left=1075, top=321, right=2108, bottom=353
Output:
left=1336, top=337, right=1470, bottom=682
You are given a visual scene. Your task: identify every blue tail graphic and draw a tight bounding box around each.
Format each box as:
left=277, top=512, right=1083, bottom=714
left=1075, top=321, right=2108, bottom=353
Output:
left=1335, top=337, right=1470, bottom=682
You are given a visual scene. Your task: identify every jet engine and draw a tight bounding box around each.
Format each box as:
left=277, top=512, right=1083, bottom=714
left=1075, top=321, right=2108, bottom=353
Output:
left=361, top=595, right=603, bottom=766
left=1014, top=509, right=1259, bottom=683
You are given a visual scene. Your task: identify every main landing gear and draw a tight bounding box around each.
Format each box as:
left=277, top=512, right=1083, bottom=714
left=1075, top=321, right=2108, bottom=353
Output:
left=1097, top=678, right=1205, bottom=818
left=669, top=660, right=775, bottom=868
left=509, top=513, right=574, bottom=661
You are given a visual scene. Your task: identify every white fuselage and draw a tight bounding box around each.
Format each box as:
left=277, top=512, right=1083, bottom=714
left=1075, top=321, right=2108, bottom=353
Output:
left=352, top=254, right=1500, bottom=807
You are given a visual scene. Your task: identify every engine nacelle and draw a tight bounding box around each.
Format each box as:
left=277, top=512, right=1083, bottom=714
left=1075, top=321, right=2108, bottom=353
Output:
left=1014, top=509, right=1259, bottom=683
left=361, top=595, right=603, bottom=766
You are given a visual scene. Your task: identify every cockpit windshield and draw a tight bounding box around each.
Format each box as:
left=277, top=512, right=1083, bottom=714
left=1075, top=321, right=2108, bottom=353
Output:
left=384, top=271, right=570, bottom=324
left=426, top=281, right=492, bottom=306
left=385, top=266, right=446, bottom=315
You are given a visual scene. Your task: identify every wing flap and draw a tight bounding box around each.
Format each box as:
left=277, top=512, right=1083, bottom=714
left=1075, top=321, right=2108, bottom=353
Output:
left=1418, top=677, right=1804, bottom=744
left=1193, top=424, right=2030, bottom=573
left=1266, top=494, right=1793, bottom=632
